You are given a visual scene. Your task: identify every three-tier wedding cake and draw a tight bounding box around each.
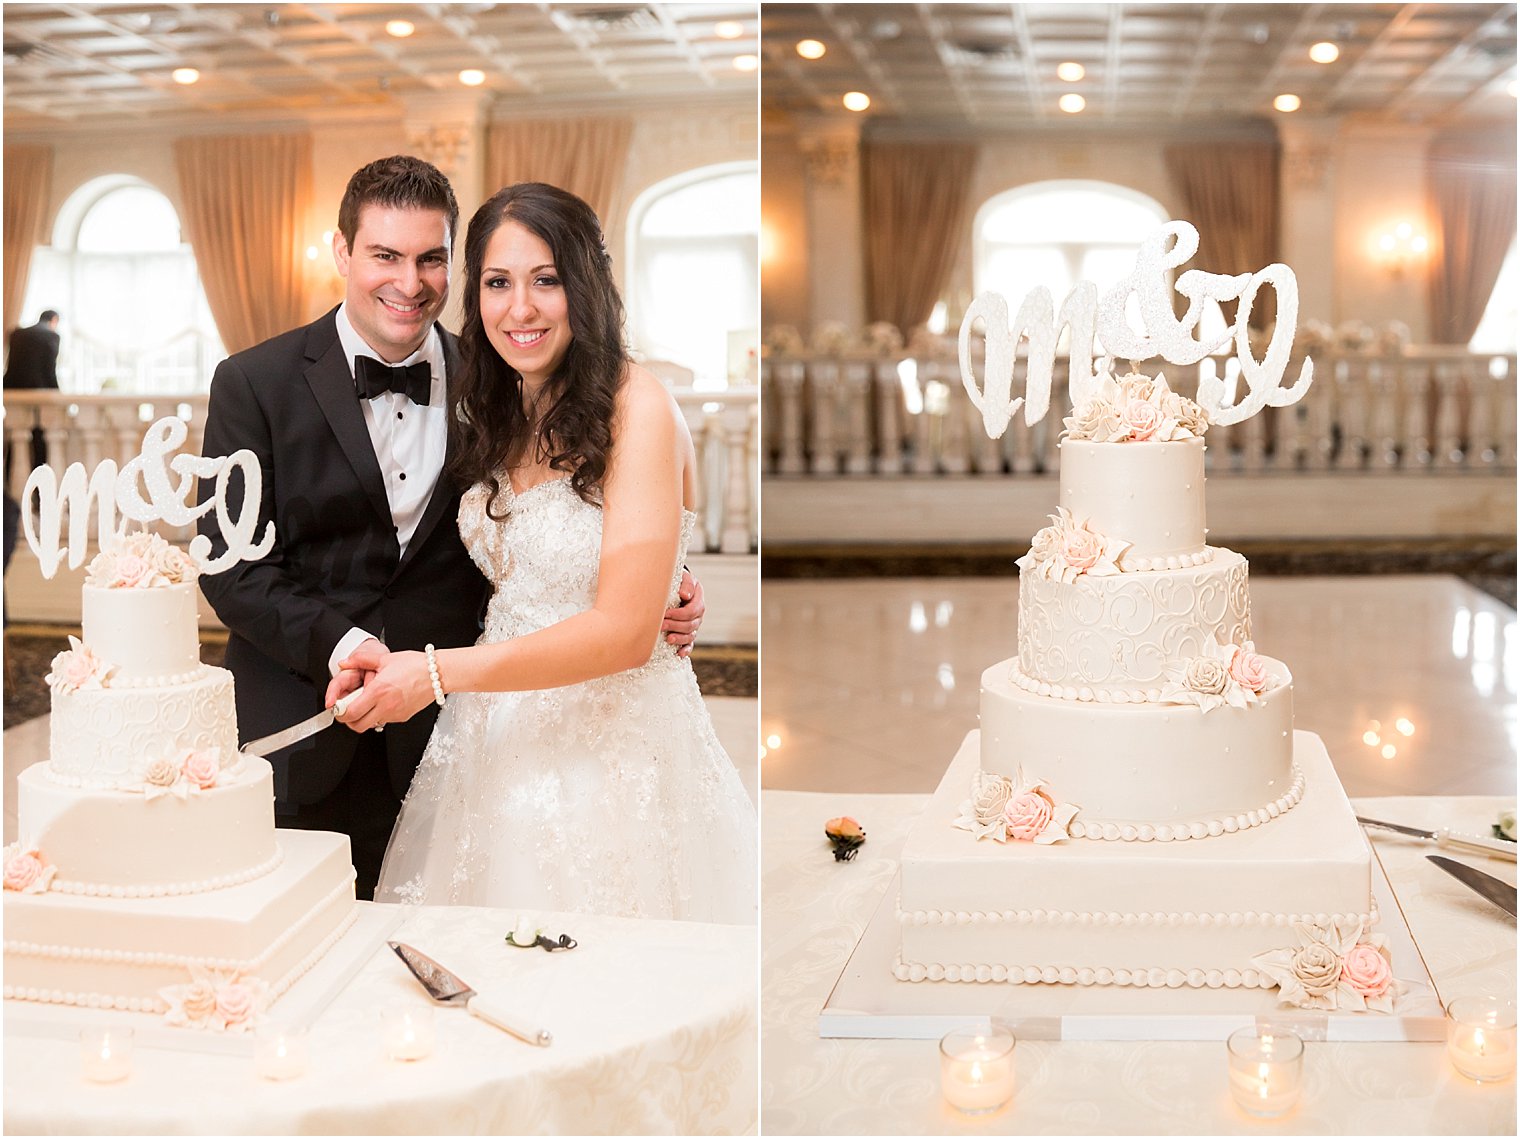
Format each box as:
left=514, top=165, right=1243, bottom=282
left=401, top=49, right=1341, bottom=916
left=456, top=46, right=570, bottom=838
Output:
left=892, top=223, right=1401, bottom=1013
left=3, top=422, right=358, bottom=1031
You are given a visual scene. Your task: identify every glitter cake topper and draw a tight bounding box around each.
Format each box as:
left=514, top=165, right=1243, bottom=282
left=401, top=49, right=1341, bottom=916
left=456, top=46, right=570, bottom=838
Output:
left=22, top=417, right=275, bottom=578
left=959, top=220, right=1314, bottom=436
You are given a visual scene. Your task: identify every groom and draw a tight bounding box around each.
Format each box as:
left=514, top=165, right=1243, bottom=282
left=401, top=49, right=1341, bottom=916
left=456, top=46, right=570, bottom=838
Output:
left=199, top=155, right=704, bottom=899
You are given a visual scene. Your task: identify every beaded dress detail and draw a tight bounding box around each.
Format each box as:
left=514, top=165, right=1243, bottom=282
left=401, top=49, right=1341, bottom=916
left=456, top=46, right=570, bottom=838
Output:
left=375, top=477, right=756, bottom=923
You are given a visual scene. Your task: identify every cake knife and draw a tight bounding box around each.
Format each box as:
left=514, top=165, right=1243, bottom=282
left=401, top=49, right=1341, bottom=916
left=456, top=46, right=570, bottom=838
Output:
left=239, top=691, right=360, bottom=758
left=388, top=941, right=553, bottom=1047
left=1427, top=856, right=1518, bottom=917
left=1355, top=816, right=1516, bottom=861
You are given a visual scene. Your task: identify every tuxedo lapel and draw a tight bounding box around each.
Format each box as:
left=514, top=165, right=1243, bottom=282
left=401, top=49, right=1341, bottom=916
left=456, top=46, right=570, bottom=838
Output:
left=394, top=327, right=461, bottom=578
left=302, top=316, right=393, bottom=528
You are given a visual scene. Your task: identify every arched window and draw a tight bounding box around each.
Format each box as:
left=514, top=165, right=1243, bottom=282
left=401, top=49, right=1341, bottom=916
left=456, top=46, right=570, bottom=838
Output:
left=21, top=176, right=223, bottom=392
left=626, top=163, right=758, bottom=390
left=971, top=180, right=1229, bottom=348
left=1469, top=240, right=1518, bottom=353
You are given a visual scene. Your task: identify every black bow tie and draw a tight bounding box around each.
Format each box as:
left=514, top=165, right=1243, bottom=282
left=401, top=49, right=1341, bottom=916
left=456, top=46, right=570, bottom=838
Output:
left=354, top=356, right=432, bottom=405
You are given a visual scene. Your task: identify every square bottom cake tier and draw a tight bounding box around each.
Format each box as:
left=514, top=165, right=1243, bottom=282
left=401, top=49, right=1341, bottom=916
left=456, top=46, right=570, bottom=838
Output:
left=4, top=829, right=357, bottom=1015
left=896, top=730, right=1373, bottom=991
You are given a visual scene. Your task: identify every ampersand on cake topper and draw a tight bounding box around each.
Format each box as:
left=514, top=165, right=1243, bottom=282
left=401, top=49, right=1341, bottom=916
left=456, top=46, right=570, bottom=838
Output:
left=22, top=416, right=275, bottom=578
left=959, top=220, right=1314, bottom=437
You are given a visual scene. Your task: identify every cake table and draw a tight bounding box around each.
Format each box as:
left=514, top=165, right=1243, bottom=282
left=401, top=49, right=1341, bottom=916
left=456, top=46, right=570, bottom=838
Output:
left=4, top=903, right=757, bottom=1135
left=762, top=789, right=1515, bottom=1135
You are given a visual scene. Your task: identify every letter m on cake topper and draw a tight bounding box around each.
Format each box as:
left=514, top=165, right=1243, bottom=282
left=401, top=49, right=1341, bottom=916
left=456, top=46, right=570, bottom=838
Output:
left=22, top=417, right=274, bottom=579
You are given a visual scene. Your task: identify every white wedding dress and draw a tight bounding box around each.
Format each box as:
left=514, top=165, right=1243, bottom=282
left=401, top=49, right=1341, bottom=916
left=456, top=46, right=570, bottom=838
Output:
left=375, top=477, right=756, bottom=923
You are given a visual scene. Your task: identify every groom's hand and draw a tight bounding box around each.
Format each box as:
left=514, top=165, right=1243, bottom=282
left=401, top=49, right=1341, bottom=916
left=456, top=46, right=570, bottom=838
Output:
left=662, top=568, right=704, bottom=659
left=333, top=646, right=432, bottom=733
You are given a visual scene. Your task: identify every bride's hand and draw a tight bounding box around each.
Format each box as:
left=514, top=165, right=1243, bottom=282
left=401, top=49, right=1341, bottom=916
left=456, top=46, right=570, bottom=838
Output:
left=334, top=646, right=433, bottom=732
left=662, top=568, right=704, bottom=659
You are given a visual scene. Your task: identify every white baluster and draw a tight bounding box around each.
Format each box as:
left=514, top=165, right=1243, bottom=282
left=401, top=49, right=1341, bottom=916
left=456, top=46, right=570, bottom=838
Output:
left=874, top=359, right=905, bottom=475
left=911, top=373, right=937, bottom=475
left=841, top=360, right=874, bottom=475
left=1368, top=362, right=1399, bottom=470
left=1432, top=364, right=1463, bottom=469
left=935, top=359, right=970, bottom=474
left=692, top=408, right=716, bottom=552
left=773, top=360, right=807, bottom=476
left=1400, top=362, right=1431, bottom=470
left=720, top=401, right=753, bottom=554
left=1240, top=404, right=1267, bottom=472
left=1334, top=359, right=1368, bottom=470
left=809, top=359, right=840, bottom=476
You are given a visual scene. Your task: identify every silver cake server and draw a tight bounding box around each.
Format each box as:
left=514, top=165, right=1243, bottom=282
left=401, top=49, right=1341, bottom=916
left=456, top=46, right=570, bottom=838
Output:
left=240, top=691, right=360, bottom=758
left=1428, top=856, right=1518, bottom=917
left=388, top=941, right=552, bottom=1046
left=1356, top=816, right=1516, bottom=861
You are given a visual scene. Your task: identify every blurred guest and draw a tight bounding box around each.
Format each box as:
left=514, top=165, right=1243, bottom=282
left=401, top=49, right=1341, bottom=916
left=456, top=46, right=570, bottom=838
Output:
left=4, top=309, right=62, bottom=474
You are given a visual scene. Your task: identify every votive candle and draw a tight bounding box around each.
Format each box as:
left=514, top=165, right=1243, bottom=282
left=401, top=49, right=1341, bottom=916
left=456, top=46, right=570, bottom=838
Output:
left=254, top=1025, right=309, bottom=1081
left=79, top=1026, right=133, bottom=1084
left=381, top=1003, right=435, bottom=1062
left=1226, top=1026, right=1303, bottom=1118
left=1446, top=996, right=1517, bottom=1084
left=939, top=1024, right=1016, bottom=1114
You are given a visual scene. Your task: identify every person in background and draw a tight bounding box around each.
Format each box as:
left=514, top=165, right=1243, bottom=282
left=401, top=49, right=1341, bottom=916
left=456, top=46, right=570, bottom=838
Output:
left=4, top=309, right=61, bottom=475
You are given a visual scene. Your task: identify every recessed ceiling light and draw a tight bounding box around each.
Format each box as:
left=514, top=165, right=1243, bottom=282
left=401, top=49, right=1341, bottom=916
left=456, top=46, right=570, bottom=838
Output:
left=386, top=19, right=415, bottom=38
left=1309, top=41, right=1339, bottom=64
left=796, top=39, right=826, bottom=60
left=1059, top=93, right=1086, bottom=113
left=172, top=67, right=200, bottom=85
left=842, top=90, right=871, bottom=112
left=1056, top=61, right=1085, bottom=82
left=459, top=69, right=486, bottom=86
left=733, top=53, right=759, bottom=72
left=715, top=20, right=744, bottom=40
left=1273, top=93, right=1301, bottom=112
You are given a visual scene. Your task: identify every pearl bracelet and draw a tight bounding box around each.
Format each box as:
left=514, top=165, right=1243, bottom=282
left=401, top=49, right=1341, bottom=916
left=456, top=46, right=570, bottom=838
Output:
left=424, top=643, right=446, bottom=707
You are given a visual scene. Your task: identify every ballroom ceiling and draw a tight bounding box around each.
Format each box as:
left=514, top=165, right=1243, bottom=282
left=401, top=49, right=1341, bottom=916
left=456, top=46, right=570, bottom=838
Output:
left=762, top=2, right=1518, bottom=128
left=2, top=2, right=758, bottom=130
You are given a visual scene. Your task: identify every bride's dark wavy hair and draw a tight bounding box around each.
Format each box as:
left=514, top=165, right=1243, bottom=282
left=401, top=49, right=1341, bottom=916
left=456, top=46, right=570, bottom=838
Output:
left=447, top=182, right=627, bottom=519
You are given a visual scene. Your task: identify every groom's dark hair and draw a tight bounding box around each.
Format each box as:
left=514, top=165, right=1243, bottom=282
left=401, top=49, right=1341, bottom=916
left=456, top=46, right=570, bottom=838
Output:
left=337, top=155, right=459, bottom=250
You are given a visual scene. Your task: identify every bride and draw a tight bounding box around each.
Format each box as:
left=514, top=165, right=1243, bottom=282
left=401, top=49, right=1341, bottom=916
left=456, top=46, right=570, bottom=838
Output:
left=329, top=182, right=755, bottom=923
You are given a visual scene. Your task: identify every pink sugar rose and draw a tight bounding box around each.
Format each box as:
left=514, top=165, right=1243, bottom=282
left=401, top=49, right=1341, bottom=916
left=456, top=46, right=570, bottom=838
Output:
left=114, top=553, right=152, bottom=589
left=1060, top=527, right=1104, bottom=572
left=60, top=652, right=100, bottom=690
left=181, top=750, right=219, bottom=790
left=216, top=981, right=258, bottom=1028
left=1123, top=398, right=1162, bottom=441
left=1004, top=789, right=1055, bottom=841
left=1340, top=943, right=1392, bottom=998
left=4, top=849, right=45, bottom=893
left=1230, top=647, right=1271, bottom=693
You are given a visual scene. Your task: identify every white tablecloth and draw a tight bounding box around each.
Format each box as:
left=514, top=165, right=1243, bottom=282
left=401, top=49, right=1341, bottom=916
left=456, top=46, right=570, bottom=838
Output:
left=5, top=904, right=757, bottom=1135
left=761, top=790, right=1516, bottom=1135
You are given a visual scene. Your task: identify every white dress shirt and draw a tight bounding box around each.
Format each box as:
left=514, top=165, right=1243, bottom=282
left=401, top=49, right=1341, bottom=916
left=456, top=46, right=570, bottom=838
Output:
left=328, top=303, right=449, bottom=676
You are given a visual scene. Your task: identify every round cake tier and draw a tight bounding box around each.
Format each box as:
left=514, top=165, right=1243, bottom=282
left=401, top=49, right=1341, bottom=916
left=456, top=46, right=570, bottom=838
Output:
left=1059, top=437, right=1206, bottom=561
left=980, top=657, right=1296, bottom=827
left=48, top=666, right=239, bottom=788
left=1017, top=550, right=1250, bottom=698
left=81, top=581, right=201, bottom=682
left=17, top=757, right=279, bottom=896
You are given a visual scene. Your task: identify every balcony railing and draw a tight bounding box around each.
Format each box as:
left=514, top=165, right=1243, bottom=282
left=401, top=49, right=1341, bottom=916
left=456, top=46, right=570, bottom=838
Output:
left=4, top=387, right=759, bottom=554
left=763, top=346, right=1517, bottom=478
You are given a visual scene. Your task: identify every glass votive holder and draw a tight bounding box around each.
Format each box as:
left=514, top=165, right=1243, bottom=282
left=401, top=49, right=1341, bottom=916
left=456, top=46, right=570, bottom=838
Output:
left=381, top=1003, right=436, bottom=1062
left=254, top=1024, right=309, bottom=1081
left=1446, top=995, right=1517, bottom=1084
left=1226, top=1025, right=1304, bottom=1118
left=939, top=1023, right=1016, bottom=1115
left=79, top=1025, right=134, bottom=1084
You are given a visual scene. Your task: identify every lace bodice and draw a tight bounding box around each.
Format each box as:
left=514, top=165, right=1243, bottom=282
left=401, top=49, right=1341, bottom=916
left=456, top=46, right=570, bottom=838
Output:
left=459, top=477, right=696, bottom=651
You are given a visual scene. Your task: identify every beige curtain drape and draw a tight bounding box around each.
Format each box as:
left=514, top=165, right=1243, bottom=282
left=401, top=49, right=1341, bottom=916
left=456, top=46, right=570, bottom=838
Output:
left=4, top=145, right=54, bottom=336
left=1426, top=132, right=1518, bottom=345
left=485, top=117, right=634, bottom=226
left=1163, top=141, right=1281, bottom=328
left=173, top=133, right=313, bottom=355
left=861, top=141, right=978, bottom=335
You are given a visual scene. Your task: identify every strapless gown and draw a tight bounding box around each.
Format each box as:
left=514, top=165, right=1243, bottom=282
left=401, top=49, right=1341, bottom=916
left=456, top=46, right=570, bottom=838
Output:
left=375, top=477, right=756, bottom=923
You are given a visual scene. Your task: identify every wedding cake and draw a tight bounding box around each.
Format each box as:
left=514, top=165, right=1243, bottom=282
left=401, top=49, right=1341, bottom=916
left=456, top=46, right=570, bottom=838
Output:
left=894, top=224, right=1401, bottom=1013
left=3, top=425, right=358, bottom=1031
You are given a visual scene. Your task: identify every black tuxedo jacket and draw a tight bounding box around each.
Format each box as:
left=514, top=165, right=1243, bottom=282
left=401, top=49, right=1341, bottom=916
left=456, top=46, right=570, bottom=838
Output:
left=3, top=322, right=60, bottom=389
left=198, top=307, right=489, bottom=809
